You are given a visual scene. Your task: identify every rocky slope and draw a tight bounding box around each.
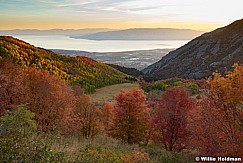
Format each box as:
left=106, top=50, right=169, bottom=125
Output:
left=142, top=19, right=243, bottom=80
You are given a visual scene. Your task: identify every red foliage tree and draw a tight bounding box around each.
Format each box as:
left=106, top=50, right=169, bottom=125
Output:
left=0, top=60, right=76, bottom=133
left=191, top=95, right=243, bottom=156
left=152, top=87, right=195, bottom=151
left=111, top=88, right=150, bottom=144
left=101, top=102, right=114, bottom=133
left=0, top=59, right=29, bottom=115
left=25, top=68, right=75, bottom=132
left=61, top=107, right=82, bottom=135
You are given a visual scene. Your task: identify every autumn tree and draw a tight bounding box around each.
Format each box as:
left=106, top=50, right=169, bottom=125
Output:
left=0, top=59, right=76, bottom=132
left=210, top=64, right=243, bottom=109
left=75, top=94, right=101, bottom=138
left=101, top=102, right=114, bottom=133
left=0, top=59, right=29, bottom=115
left=25, top=68, right=75, bottom=132
left=111, top=88, right=150, bottom=144
left=191, top=64, right=243, bottom=156
left=152, top=87, right=195, bottom=151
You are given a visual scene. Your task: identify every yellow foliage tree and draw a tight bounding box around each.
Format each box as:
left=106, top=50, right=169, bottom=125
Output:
left=210, top=64, right=243, bottom=108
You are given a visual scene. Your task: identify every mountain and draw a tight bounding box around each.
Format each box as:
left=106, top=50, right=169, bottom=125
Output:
left=72, top=28, right=204, bottom=40
left=0, top=36, right=132, bottom=93
left=0, top=29, right=112, bottom=36
left=142, top=19, right=243, bottom=80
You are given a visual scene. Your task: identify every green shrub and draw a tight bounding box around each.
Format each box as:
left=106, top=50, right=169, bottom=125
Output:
left=0, top=106, right=64, bottom=162
left=146, top=90, right=163, bottom=99
left=0, top=105, right=36, bottom=136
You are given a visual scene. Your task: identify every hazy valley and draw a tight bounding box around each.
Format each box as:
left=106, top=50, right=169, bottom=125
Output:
left=51, top=48, right=173, bottom=70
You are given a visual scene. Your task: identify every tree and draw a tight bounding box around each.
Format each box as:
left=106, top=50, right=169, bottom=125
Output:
left=152, top=87, right=195, bottom=151
left=112, top=88, right=150, bottom=144
left=75, top=94, right=101, bottom=138
left=209, top=64, right=243, bottom=109
left=25, top=68, right=75, bottom=132
left=0, top=59, right=76, bottom=132
left=0, top=59, right=28, bottom=116
left=191, top=64, right=243, bottom=156
left=101, top=102, right=114, bottom=133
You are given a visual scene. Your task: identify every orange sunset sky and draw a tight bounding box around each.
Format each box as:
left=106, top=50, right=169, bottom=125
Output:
left=0, top=0, right=242, bottom=31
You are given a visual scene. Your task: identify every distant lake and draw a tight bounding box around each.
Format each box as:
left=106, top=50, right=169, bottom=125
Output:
left=13, top=35, right=189, bottom=52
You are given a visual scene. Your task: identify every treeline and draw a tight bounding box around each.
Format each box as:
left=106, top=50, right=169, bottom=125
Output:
left=0, top=59, right=242, bottom=162
left=0, top=36, right=134, bottom=93
left=108, top=63, right=144, bottom=77
left=140, top=78, right=205, bottom=100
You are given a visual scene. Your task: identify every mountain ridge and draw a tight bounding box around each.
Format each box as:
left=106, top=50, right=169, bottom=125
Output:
left=71, top=28, right=204, bottom=40
left=0, top=29, right=113, bottom=36
left=142, top=19, right=243, bottom=80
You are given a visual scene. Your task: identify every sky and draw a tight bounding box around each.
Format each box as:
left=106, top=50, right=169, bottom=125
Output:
left=0, top=0, right=242, bottom=31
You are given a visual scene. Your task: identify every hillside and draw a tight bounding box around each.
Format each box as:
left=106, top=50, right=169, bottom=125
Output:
left=107, top=64, right=144, bottom=77
left=0, top=36, right=132, bottom=93
left=143, top=19, right=243, bottom=80
left=72, top=28, right=204, bottom=40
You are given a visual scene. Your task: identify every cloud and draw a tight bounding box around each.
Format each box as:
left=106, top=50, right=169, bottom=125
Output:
left=0, top=0, right=179, bottom=18
left=1, top=0, right=242, bottom=30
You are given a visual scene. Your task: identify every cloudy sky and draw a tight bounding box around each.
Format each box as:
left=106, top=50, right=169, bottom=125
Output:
left=0, top=0, right=242, bottom=31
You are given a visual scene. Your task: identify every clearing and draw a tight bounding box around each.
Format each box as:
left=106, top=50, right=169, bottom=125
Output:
left=91, top=83, right=139, bottom=105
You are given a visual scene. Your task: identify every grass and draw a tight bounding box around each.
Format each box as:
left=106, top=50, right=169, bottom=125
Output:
left=91, top=83, right=139, bottom=105
left=51, top=134, right=196, bottom=163
left=52, top=134, right=140, bottom=162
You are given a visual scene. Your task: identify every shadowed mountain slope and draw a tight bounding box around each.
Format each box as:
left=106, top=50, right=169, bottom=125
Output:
left=143, top=19, right=243, bottom=80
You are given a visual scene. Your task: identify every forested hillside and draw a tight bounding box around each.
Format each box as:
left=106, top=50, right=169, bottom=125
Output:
left=0, top=36, right=133, bottom=93
left=108, top=63, right=144, bottom=77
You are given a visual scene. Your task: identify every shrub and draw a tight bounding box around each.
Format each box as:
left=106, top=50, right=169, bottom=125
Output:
left=0, top=106, right=64, bottom=162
